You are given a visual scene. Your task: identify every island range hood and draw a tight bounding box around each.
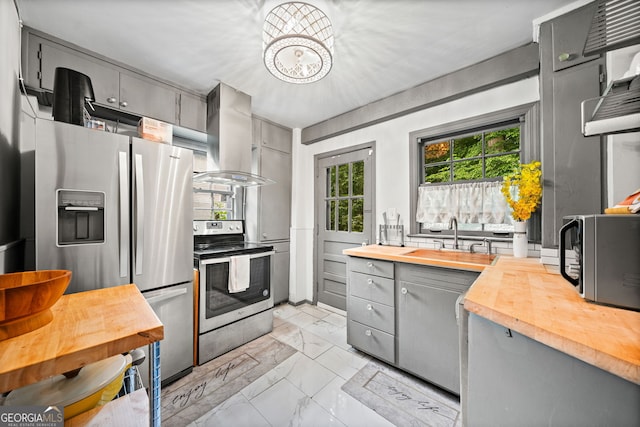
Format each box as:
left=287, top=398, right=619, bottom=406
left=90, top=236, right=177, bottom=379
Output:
left=193, top=83, right=273, bottom=187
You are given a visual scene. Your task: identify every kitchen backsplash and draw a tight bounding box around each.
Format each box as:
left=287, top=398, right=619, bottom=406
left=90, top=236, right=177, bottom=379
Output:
left=404, top=235, right=542, bottom=259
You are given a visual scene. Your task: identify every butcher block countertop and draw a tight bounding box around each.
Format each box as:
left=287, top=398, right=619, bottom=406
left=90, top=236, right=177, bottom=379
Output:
left=0, top=284, right=163, bottom=393
left=344, top=245, right=640, bottom=384
left=343, top=244, right=496, bottom=271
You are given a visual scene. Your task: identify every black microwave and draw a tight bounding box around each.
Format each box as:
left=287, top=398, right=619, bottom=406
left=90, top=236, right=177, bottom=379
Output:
left=559, top=214, right=640, bottom=311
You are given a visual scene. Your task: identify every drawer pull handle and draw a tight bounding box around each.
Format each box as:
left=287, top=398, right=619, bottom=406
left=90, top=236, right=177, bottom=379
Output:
left=367, top=278, right=373, bottom=285
left=367, top=262, right=373, bottom=268
left=366, top=304, right=372, bottom=311
left=401, top=287, right=408, bottom=295
left=365, top=329, right=372, bottom=337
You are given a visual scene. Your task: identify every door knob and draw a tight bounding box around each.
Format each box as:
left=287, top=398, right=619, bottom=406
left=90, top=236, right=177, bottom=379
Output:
left=367, top=278, right=373, bottom=285
left=365, top=329, right=372, bottom=337
left=107, top=97, right=117, bottom=104
left=367, top=262, right=373, bottom=268
left=401, top=287, right=407, bottom=295
left=119, top=101, right=128, bottom=108
left=366, top=304, right=372, bottom=311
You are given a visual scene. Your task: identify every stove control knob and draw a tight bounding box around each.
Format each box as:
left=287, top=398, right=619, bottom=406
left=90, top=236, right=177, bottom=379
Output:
left=236, top=225, right=241, bottom=230
left=193, top=224, right=199, bottom=232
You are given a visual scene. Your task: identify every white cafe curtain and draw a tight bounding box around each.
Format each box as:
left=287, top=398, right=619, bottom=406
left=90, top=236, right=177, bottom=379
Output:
left=416, top=181, right=509, bottom=224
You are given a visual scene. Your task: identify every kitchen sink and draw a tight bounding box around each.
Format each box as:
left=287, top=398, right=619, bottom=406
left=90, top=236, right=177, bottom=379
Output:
left=404, top=248, right=497, bottom=266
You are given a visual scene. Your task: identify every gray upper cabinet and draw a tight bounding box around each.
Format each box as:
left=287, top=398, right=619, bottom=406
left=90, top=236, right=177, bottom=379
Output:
left=540, top=3, right=604, bottom=248
left=178, top=92, right=206, bottom=131
left=38, top=40, right=120, bottom=107
left=260, top=119, right=292, bottom=154
left=254, top=118, right=292, bottom=242
left=259, top=146, right=292, bottom=241
left=119, top=72, right=177, bottom=123
left=24, top=29, right=205, bottom=130
left=551, top=1, right=599, bottom=72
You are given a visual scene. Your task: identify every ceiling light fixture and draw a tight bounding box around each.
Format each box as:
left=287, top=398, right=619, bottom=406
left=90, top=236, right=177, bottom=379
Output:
left=263, top=2, right=334, bottom=84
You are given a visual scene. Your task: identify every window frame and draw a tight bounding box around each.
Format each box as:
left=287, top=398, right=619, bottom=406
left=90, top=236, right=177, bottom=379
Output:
left=421, top=121, right=523, bottom=185
left=409, top=102, right=541, bottom=241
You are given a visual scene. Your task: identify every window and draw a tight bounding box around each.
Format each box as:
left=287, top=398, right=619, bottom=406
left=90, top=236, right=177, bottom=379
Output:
left=192, top=149, right=235, bottom=220
left=325, top=160, right=365, bottom=233
left=419, top=122, right=521, bottom=233
left=409, top=103, right=540, bottom=239
left=422, top=124, right=521, bottom=184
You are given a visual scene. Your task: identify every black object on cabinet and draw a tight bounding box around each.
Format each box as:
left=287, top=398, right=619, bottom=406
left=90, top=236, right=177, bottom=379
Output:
left=52, top=67, right=95, bottom=126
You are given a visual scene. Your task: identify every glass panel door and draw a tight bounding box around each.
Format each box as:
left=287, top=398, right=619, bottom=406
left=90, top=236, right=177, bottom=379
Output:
left=325, top=159, right=365, bottom=233
left=316, top=147, right=373, bottom=310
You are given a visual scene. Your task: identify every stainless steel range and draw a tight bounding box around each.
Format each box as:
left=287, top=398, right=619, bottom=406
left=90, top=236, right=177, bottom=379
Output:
left=193, top=220, right=274, bottom=364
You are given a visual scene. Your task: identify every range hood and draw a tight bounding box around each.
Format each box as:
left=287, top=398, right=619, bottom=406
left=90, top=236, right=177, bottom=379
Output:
left=580, top=0, right=640, bottom=136
left=581, top=74, right=640, bottom=136
left=195, top=83, right=273, bottom=187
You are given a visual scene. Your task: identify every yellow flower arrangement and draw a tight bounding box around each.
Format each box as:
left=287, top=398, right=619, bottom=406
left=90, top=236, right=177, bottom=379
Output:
left=501, top=161, right=542, bottom=222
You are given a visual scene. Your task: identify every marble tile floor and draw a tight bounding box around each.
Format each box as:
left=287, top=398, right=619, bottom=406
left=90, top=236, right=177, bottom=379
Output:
left=162, top=302, right=459, bottom=426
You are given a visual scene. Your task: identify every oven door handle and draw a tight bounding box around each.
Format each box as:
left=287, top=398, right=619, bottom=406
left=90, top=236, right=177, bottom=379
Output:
left=559, top=219, right=580, bottom=287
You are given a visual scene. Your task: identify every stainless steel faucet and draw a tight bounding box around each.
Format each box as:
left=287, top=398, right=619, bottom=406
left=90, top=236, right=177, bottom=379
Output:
left=484, top=238, right=492, bottom=255
left=448, top=216, right=459, bottom=249
left=470, top=238, right=493, bottom=254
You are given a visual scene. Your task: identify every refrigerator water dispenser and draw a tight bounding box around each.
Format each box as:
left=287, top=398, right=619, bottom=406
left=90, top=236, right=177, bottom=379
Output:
left=57, top=189, right=105, bottom=245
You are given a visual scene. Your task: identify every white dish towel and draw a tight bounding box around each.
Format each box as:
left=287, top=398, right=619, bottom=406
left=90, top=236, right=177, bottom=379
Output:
left=228, top=255, right=250, bottom=293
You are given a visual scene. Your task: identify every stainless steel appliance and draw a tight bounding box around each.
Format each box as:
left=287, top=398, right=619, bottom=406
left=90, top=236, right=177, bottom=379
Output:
left=559, top=214, right=640, bottom=311
left=193, top=220, right=274, bottom=364
left=27, top=118, right=194, bottom=385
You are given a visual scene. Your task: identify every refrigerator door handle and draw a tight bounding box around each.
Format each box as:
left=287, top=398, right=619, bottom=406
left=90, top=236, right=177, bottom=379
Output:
left=145, top=287, right=188, bottom=305
left=118, top=151, right=129, bottom=278
left=134, top=154, right=145, bottom=275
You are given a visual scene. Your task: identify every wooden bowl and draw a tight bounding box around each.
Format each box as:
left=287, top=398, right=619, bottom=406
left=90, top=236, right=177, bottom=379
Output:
left=0, top=270, right=71, bottom=340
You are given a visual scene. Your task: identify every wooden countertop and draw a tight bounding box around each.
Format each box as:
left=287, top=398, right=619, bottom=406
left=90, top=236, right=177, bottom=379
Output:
left=0, top=284, right=163, bottom=393
left=343, top=245, right=640, bottom=384
left=343, top=244, right=495, bottom=271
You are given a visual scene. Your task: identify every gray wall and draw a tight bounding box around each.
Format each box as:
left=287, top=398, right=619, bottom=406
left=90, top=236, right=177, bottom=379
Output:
left=0, top=1, right=23, bottom=272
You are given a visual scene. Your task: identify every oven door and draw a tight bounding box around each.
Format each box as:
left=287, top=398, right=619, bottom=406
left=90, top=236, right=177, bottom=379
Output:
left=199, top=251, right=274, bottom=332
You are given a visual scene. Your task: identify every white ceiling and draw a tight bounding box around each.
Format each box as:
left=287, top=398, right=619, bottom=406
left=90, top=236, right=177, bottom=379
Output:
left=16, top=0, right=582, bottom=129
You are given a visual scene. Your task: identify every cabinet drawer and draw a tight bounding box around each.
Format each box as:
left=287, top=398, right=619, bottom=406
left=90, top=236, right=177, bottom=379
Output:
left=396, top=264, right=478, bottom=293
left=348, top=320, right=395, bottom=364
left=349, top=257, right=394, bottom=279
left=349, top=271, right=394, bottom=305
left=348, top=295, right=394, bottom=334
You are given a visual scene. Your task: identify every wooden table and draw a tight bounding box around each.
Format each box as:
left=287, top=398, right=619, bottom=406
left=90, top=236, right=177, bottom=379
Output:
left=0, top=284, right=163, bottom=423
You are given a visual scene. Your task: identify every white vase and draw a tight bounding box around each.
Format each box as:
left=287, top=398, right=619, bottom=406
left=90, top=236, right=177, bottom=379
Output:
left=512, top=220, right=528, bottom=258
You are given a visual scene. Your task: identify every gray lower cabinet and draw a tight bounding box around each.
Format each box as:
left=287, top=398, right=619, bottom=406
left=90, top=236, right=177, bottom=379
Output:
left=346, top=257, right=395, bottom=364
left=346, top=256, right=478, bottom=394
left=466, top=313, right=640, bottom=426
left=271, top=241, right=290, bottom=304
left=396, top=264, right=478, bottom=395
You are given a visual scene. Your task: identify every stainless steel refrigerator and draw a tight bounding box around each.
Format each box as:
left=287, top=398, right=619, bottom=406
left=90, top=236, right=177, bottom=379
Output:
left=28, top=118, right=194, bottom=385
